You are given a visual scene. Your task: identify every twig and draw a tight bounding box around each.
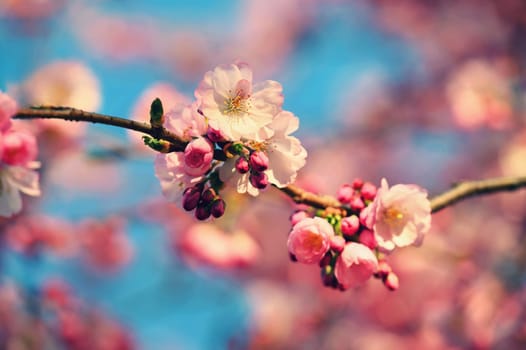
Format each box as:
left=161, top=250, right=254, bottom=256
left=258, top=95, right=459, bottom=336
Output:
left=13, top=106, right=526, bottom=213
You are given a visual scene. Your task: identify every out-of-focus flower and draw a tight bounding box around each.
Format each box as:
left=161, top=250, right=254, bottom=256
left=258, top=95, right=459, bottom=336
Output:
left=78, top=217, right=133, bottom=272
left=0, top=0, right=65, bottom=20
left=5, top=215, right=76, bottom=256
left=21, top=60, right=101, bottom=138
left=195, top=62, right=283, bottom=140
left=446, top=59, right=513, bottom=130
left=177, top=223, right=260, bottom=269
left=0, top=159, right=40, bottom=218
left=364, top=178, right=431, bottom=252
left=334, top=242, right=377, bottom=289
left=287, top=217, right=334, bottom=264
left=1, top=130, right=37, bottom=166
left=0, top=92, right=16, bottom=131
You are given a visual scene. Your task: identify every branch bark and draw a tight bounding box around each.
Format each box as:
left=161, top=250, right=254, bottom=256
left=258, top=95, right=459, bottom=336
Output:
left=13, top=106, right=526, bottom=213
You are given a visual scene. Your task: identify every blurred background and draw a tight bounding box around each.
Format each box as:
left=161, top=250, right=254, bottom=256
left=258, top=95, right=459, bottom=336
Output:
left=1, top=0, right=526, bottom=349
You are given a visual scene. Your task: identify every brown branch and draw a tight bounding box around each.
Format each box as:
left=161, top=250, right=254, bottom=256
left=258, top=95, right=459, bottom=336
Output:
left=14, top=106, right=187, bottom=151
left=429, top=176, right=526, bottom=213
left=13, top=107, right=526, bottom=214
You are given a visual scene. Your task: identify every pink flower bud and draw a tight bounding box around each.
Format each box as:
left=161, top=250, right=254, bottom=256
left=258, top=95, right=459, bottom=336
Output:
left=287, top=217, right=334, bottom=264
left=352, top=178, right=364, bottom=190
left=183, top=137, right=214, bottom=176
left=340, top=215, right=359, bottom=236
left=235, top=157, right=250, bottom=174
left=350, top=196, right=365, bottom=211
left=1, top=130, right=38, bottom=166
left=206, top=127, right=225, bottom=143
left=195, top=205, right=211, bottom=221
left=329, top=235, right=345, bottom=253
left=384, top=272, right=399, bottom=291
left=334, top=242, right=378, bottom=289
left=361, top=182, right=377, bottom=201
left=375, top=260, right=392, bottom=279
left=0, top=92, right=16, bottom=132
left=249, top=171, right=268, bottom=189
left=290, top=210, right=308, bottom=226
left=358, top=229, right=377, bottom=249
left=249, top=151, right=269, bottom=172
left=337, top=184, right=354, bottom=204
left=210, top=198, right=226, bottom=218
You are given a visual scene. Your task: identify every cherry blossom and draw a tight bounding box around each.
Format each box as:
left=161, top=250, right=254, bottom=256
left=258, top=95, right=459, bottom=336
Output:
left=195, top=62, right=283, bottom=140
left=334, top=242, right=378, bottom=289
left=363, top=178, right=431, bottom=252
left=287, top=217, right=334, bottom=264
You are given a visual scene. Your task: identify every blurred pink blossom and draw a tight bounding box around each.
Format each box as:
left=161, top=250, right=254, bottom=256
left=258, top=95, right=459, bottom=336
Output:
left=1, top=129, right=37, bottom=166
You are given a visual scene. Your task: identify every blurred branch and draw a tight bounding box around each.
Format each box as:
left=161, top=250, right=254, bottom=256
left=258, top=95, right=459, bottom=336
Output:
left=14, top=107, right=526, bottom=214
left=429, top=176, right=526, bottom=213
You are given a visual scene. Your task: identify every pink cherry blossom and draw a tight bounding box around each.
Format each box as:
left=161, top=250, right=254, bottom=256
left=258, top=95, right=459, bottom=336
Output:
left=183, top=137, right=213, bottom=176
left=1, top=130, right=37, bottom=166
left=164, top=102, right=207, bottom=141
left=287, top=217, right=334, bottom=264
left=364, top=178, right=431, bottom=252
left=195, top=62, right=283, bottom=140
left=0, top=92, right=16, bottom=132
left=154, top=152, right=203, bottom=203
left=334, top=242, right=378, bottom=289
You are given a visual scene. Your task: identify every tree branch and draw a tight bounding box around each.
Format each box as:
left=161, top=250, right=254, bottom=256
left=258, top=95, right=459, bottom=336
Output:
left=13, top=106, right=526, bottom=214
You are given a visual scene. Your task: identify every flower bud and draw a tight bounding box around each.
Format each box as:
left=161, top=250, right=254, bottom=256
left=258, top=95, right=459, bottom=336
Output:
left=183, top=137, right=214, bottom=176
left=200, top=188, right=217, bottom=206
left=329, top=235, right=345, bottom=253
left=249, top=151, right=269, bottom=172
left=337, top=184, right=354, bottom=204
left=249, top=171, right=268, bottom=189
left=235, top=157, right=250, bottom=174
left=195, top=205, right=211, bottom=221
left=340, top=215, right=359, bottom=236
left=375, top=260, right=392, bottom=279
left=352, top=178, right=364, bottom=190
left=350, top=196, right=365, bottom=211
left=207, top=127, right=225, bottom=143
left=361, top=182, right=377, bottom=201
left=210, top=198, right=226, bottom=218
left=290, top=210, right=308, bottom=226
left=384, top=272, right=399, bottom=291
left=182, top=187, right=201, bottom=211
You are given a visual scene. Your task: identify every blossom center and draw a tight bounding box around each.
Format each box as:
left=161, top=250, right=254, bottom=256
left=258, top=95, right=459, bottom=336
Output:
left=223, top=93, right=250, bottom=116
left=303, top=231, right=323, bottom=250
left=384, top=207, right=405, bottom=228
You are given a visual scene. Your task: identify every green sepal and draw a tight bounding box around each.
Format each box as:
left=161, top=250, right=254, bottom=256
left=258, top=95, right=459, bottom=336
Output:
left=143, top=135, right=171, bottom=153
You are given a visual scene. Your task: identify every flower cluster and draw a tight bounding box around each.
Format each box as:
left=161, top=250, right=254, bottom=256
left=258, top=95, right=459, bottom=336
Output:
left=0, top=92, right=40, bottom=217
left=154, top=62, right=307, bottom=219
left=288, top=178, right=431, bottom=291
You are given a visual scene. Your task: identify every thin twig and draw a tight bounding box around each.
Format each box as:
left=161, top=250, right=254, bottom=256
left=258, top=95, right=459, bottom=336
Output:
left=13, top=106, right=526, bottom=213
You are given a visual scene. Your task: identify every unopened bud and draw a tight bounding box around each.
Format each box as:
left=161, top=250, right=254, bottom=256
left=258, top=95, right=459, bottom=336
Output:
left=374, top=260, right=392, bottom=279
left=195, top=205, right=211, bottom=221
left=182, top=187, right=201, bottom=211
left=384, top=272, right=399, bottom=291
left=290, top=210, right=308, bottom=226
left=207, top=128, right=225, bottom=143
left=350, top=196, right=365, bottom=211
left=200, top=188, right=217, bottom=205
left=352, top=178, right=364, bottom=190
left=329, top=235, right=345, bottom=253
left=337, top=184, right=354, bottom=204
left=249, top=171, right=268, bottom=189
left=358, top=229, right=377, bottom=249
left=235, top=157, right=250, bottom=174
left=210, top=198, right=226, bottom=218
left=249, top=151, right=269, bottom=172
left=340, top=215, right=359, bottom=236
left=361, top=182, right=377, bottom=201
